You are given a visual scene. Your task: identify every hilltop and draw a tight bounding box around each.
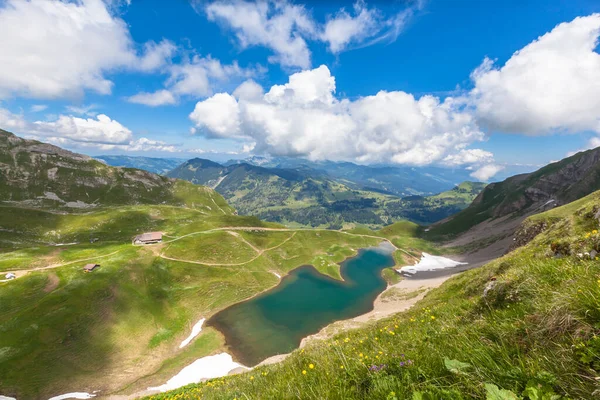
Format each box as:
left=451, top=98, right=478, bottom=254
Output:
left=145, top=189, right=600, bottom=400
left=0, top=129, right=232, bottom=212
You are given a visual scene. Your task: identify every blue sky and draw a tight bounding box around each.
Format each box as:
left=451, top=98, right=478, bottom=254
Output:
left=1, top=0, right=600, bottom=180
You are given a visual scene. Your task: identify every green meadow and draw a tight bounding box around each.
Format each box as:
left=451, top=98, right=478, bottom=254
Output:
left=145, top=191, right=600, bottom=400
left=0, top=198, right=420, bottom=398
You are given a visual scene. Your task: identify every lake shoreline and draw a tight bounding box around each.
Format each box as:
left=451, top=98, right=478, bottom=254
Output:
left=208, top=242, right=396, bottom=366
left=258, top=272, right=458, bottom=367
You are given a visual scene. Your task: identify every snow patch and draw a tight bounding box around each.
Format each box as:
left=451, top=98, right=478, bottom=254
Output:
left=179, top=318, right=206, bottom=349
left=271, top=271, right=281, bottom=279
left=148, top=353, right=248, bottom=393
left=0, top=395, right=17, bottom=400
left=47, top=393, right=96, bottom=400
left=398, top=253, right=467, bottom=275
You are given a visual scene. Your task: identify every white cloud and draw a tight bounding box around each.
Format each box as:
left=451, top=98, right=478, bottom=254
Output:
left=65, top=104, right=99, bottom=117
left=205, top=0, right=316, bottom=68
left=233, top=79, right=264, bottom=100
left=137, top=40, right=178, bottom=72
left=0, top=0, right=174, bottom=100
left=471, top=14, right=600, bottom=135
left=0, top=107, right=196, bottom=154
left=127, top=90, right=177, bottom=107
left=321, top=1, right=415, bottom=53
left=0, top=107, right=131, bottom=145
left=189, top=93, right=242, bottom=138
left=127, top=56, right=262, bottom=106
left=470, top=164, right=504, bottom=182
left=202, top=0, right=419, bottom=68
left=588, top=136, right=600, bottom=149
left=30, top=104, right=48, bottom=113
left=442, top=148, right=494, bottom=166
left=33, top=114, right=133, bottom=144
left=190, top=65, right=494, bottom=171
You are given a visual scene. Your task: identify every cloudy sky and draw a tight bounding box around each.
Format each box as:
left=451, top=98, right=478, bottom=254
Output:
left=1, top=0, right=600, bottom=181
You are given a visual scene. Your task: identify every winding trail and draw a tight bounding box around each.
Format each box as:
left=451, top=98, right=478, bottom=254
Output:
left=164, top=226, right=397, bottom=249
left=0, top=249, right=122, bottom=280
left=160, top=231, right=298, bottom=267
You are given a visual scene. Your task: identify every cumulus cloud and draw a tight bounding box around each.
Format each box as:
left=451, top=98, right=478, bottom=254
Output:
left=470, top=14, right=600, bottom=135
left=0, top=107, right=132, bottom=145
left=0, top=0, right=175, bottom=100
left=0, top=107, right=195, bottom=153
left=202, top=0, right=419, bottom=68
left=190, top=65, right=494, bottom=172
left=470, top=164, right=504, bottom=182
left=190, top=93, right=242, bottom=138
left=233, top=79, right=264, bottom=100
left=32, top=114, right=133, bottom=145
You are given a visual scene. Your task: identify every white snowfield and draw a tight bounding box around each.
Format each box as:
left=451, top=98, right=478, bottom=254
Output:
left=398, top=253, right=467, bottom=275
left=148, top=353, right=248, bottom=393
left=47, top=393, right=96, bottom=400
left=0, top=395, right=17, bottom=400
left=179, top=318, right=206, bottom=349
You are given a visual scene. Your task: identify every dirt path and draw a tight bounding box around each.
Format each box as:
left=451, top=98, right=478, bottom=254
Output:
left=0, top=249, right=122, bottom=280
left=227, top=231, right=261, bottom=253
left=43, top=272, right=60, bottom=293
left=160, top=231, right=298, bottom=267
left=164, top=226, right=397, bottom=250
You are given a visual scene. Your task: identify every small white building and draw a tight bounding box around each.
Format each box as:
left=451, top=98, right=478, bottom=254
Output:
left=5, top=273, right=16, bottom=280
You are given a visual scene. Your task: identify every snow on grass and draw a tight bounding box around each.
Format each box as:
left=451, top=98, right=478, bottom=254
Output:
left=148, top=353, right=248, bottom=393
left=179, top=317, right=206, bottom=349
left=47, top=393, right=96, bottom=400
left=0, top=395, right=17, bottom=400
left=398, top=253, right=467, bottom=275
left=271, top=271, right=281, bottom=279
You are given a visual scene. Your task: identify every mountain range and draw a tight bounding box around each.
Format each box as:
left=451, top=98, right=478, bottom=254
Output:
left=167, top=157, right=486, bottom=228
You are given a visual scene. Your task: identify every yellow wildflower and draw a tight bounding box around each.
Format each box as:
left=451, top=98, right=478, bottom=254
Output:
left=309, top=363, right=314, bottom=369
left=302, top=370, right=307, bottom=375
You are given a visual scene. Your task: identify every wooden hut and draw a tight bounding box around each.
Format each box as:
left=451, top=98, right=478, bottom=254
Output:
left=134, top=232, right=163, bottom=245
left=83, top=263, right=100, bottom=272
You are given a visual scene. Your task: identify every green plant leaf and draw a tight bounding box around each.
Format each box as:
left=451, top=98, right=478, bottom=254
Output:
left=485, top=383, right=520, bottom=400
left=444, top=357, right=472, bottom=375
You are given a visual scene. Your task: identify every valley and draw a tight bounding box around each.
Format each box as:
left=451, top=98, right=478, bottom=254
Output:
left=1, top=128, right=599, bottom=400
left=165, top=158, right=486, bottom=228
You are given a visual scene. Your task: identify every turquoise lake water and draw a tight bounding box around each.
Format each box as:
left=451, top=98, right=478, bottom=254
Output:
left=207, top=244, right=395, bottom=366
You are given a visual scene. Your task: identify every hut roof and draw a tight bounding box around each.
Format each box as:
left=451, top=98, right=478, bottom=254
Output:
left=83, top=263, right=99, bottom=271
left=137, top=232, right=163, bottom=241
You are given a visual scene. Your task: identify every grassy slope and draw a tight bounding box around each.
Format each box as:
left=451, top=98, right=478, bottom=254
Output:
left=147, top=191, right=600, bottom=400
left=0, top=201, right=427, bottom=398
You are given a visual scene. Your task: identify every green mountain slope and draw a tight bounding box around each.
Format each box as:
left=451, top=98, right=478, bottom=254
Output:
left=147, top=190, right=600, bottom=400
left=0, top=129, right=233, bottom=213
left=429, top=146, right=600, bottom=238
left=168, top=159, right=485, bottom=228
